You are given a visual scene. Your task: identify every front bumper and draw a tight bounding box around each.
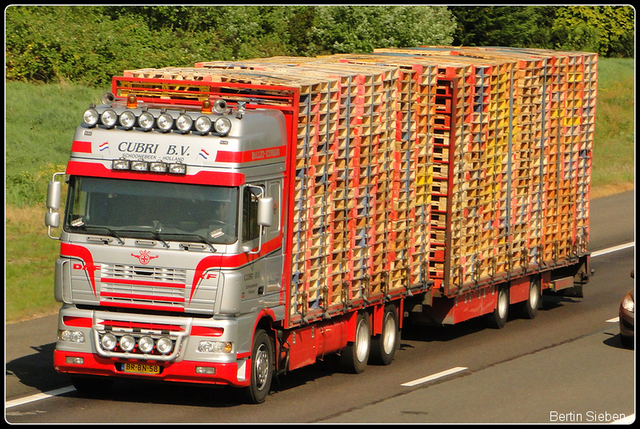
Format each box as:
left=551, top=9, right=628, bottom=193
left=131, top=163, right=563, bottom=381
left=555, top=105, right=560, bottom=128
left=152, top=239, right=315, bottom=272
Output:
left=54, top=350, right=250, bottom=387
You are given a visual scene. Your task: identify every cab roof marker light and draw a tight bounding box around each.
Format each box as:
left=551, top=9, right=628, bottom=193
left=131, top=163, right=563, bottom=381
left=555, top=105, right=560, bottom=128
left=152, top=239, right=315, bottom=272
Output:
left=112, top=159, right=130, bottom=170
left=126, top=94, right=138, bottom=109
left=131, top=161, right=149, bottom=171
left=149, top=162, right=168, bottom=173
left=201, top=100, right=213, bottom=114
left=168, top=163, right=187, bottom=175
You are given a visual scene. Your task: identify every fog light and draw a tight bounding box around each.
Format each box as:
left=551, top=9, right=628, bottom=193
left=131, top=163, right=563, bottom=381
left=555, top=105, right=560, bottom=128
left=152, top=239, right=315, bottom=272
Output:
left=138, top=112, right=154, bottom=131
left=100, top=109, right=118, bottom=128
left=157, top=113, right=174, bottom=132
left=176, top=114, right=193, bottom=133
left=119, top=335, right=136, bottom=352
left=101, top=333, right=117, bottom=351
left=138, top=336, right=155, bottom=353
left=195, top=366, right=216, bottom=375
left=83, top=108, right=99, bottom=127
left=65, top=356, right=85, bottom=365
left=194, top=116, right=212, bottom=134
left=156, top=337, right=173, bottom=355
left=119, top=110, right=136, bottom=129
left=214, top=117, right=232, bottom=136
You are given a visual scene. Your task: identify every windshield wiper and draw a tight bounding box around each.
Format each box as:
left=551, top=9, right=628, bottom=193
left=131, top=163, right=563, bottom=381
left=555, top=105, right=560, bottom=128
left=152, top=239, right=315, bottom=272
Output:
left=157, top=232, right=218, bottom=253
left=114, top=228, right=170, bottom=249
left=81, top=226, right=125, bottom=245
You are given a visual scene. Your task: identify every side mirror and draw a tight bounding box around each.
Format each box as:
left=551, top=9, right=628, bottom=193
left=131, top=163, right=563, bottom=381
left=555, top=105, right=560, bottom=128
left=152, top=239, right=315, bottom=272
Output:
left=257, top=197, right=273, bottom=227
left=44, top=173, right=65, bottom=239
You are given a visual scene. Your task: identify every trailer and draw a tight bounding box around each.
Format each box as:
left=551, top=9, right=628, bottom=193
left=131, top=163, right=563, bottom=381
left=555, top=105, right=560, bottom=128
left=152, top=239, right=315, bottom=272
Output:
left=47, top=47, right=593, bottom=403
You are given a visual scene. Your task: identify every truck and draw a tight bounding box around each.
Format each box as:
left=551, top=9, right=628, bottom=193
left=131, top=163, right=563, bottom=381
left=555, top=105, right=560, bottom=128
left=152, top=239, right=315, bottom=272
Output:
left=46, top=46, right=594, bottom=403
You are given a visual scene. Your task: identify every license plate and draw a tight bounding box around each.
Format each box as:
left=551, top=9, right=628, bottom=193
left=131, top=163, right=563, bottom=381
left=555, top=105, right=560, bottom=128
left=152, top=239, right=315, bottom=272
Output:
left=123, top=362, right=161, bottom=375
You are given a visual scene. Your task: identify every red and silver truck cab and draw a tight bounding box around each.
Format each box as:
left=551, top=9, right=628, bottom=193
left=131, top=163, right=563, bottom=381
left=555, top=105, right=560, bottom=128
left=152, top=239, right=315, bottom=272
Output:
left=47, top=82, right=292, bottom=401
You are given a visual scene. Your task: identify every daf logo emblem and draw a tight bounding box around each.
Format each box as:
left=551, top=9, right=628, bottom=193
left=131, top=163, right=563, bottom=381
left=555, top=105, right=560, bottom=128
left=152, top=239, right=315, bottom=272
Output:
left=131, top=250, right=159, bottom=265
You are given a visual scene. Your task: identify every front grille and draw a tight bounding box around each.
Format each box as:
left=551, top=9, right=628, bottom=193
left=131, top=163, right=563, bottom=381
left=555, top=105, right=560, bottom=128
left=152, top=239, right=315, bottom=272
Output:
left=100, top=264, right=188, bottom=312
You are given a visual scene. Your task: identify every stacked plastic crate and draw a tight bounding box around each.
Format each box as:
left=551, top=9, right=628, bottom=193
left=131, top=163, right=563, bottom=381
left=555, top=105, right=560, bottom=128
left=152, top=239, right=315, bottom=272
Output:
left=122, top=45, right=595, bottom=321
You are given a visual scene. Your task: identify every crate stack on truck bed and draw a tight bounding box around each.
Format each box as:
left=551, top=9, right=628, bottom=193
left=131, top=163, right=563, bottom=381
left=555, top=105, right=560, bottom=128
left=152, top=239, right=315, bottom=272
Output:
left=122, top=46, right=595, bottom=328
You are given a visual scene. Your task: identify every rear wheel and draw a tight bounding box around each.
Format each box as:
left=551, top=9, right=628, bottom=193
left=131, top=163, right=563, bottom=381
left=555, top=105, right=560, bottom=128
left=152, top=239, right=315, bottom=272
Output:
left=518, top=276, right=541, bottom=319
left=370, top=305, right=399, bottom=365
left=339, top=312, right=371, bottom=374
left=487, top=286, right=509, bottom=329
left=244, top=329, right=274, bottom=404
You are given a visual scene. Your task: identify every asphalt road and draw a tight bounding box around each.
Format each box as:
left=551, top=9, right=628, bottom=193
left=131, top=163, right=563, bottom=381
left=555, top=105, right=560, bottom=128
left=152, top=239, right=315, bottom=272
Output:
left=5, top=190, right=635, bottom=423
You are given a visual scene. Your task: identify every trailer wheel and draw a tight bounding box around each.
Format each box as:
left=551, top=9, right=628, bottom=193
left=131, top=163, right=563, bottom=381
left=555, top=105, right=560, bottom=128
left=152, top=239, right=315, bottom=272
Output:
left=244, top=329, right=274, bottom=404
left=518, top=276, right=541, bottom=319
left=339, top=312, right=371, bottom=374
left=370, top=305, right=399, bottom=366
left=487, top=286, right=509, bottom=329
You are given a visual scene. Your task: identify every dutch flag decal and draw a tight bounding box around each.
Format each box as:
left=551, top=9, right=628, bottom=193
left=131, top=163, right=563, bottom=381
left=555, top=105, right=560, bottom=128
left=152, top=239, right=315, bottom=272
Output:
left=99, top=142, right=109, bottom=152
left=198, top=148, right=210, bottom=160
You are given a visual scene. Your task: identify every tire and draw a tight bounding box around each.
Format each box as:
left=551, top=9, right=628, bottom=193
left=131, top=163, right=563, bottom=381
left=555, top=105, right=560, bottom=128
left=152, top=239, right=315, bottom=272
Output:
left=487, top=286, right=509, bottom=329
left=370, top=305, right=399, bottom=366
left=70, top=375, right=114, bottom=397
left=244, top=329, right=274, bottom=404
left=339, top=312, right=371, bottom=374
left=518, top=277, right=541, bottom=319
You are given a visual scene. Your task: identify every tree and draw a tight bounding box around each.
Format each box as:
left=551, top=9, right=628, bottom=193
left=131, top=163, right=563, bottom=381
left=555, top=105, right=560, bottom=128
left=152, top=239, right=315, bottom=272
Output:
left=307, top=6, right=457, bottom=56
left=551, top=6, right=634, bottom=57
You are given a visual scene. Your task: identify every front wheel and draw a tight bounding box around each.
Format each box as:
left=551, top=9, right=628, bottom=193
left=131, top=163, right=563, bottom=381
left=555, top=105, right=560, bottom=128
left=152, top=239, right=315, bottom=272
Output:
left=243, top=329, right=274, bottom=404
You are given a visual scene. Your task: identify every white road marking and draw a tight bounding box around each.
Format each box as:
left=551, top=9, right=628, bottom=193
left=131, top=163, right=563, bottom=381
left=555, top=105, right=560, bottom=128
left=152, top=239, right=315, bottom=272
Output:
left=5, top=386, right=76, bottom=409
left=591, top=242, right=634, bottom=257
left=607, top=317, right=620, bottom=323
left=401, top=366, right=468, bottom=387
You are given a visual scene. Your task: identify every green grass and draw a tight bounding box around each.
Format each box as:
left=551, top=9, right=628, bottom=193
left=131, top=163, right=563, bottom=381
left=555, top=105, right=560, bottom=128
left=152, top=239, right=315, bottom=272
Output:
left=590, top=58, right=635, bottom=192
left=4, top=58, right=635, bottom=323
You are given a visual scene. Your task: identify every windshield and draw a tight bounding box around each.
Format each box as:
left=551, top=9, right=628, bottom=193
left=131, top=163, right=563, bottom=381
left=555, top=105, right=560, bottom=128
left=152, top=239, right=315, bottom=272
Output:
left=64, top=176, right=239, bottom=245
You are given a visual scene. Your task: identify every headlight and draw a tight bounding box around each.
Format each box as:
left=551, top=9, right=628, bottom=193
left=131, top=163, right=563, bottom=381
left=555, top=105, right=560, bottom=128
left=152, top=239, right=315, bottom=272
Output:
left=214, top=117, right=232, bottom=135
left=197, top=340, right=233, bottom=353
left=101, top=333, right=117, bottom=351
left=622, top=293, right=634, bottom=313
left=138, top=111, right=154, bottom=131
left=119, top=110, right=136, bottom=129
left=157, top=113, right=174, bottom=132
left=119, top=335, right=136, bottom=352
left=194, top=116, right=212, bottom=134
left=138, top=336, right=155, bottom=353
left=156, top=337, right=173, bottom=355
left=59, top=329, right=85, bottom=343
left=176, top=114, right=193, bottom=133
left=83, top=108, right=99, bottom=127
left=100, top=109, right=118, bottom=128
